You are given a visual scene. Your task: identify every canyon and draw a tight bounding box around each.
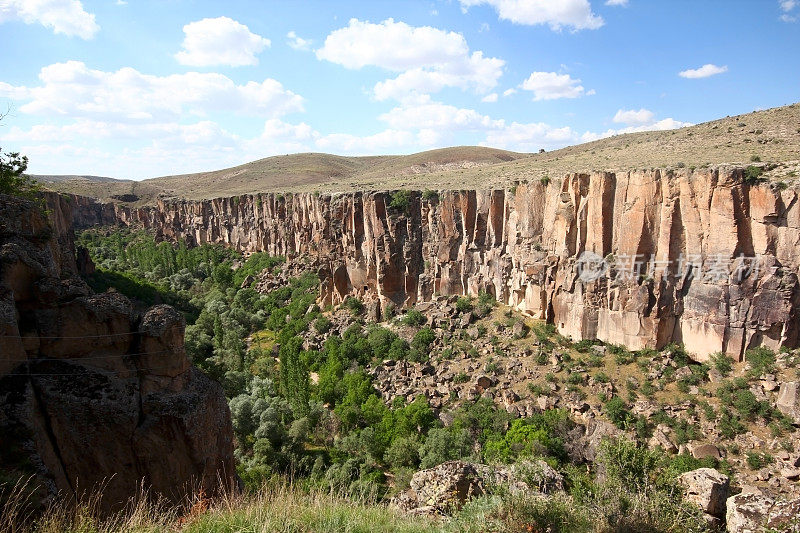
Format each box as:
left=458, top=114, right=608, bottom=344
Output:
left=66, top=165, right=800, bottom=361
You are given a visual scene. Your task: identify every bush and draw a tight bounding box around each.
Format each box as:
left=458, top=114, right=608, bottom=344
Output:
left=389, top=190, right=412, bottom=213
left=711, top=351, right=733, bottom=377
left=343, top=296, right=364, bottom=316
left=604, top=397, right=631, bottom=429
left=743, top=165, right=764, bottom=184
left=455, top=296, right=473, bottom=313
left=401, top=309, right=426, bottom=327
left=745, top=346, right=776, bottom=376
left=422, top=189, right=438, bottom=202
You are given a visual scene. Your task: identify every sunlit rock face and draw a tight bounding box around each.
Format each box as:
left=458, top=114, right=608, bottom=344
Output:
left=70, top=167, right=800, bottom=361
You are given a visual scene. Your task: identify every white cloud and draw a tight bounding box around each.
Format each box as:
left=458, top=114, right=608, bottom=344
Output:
left=481, top=93, right=498, bottom=102
left=458, top=0, right=603, bottom=31
left=612, top=108, right=654, bottom=125
left=780, top=0, right=798, bottom=21
left=3, top=117, right=321, bottom=178
left=175, top=17, right=270, bottom=67
left=678, top=63, right=728, bottom=79
left=0, top=61, right=304, bottom=121
left=520, top=72, right=591, bottom=100
left=605, top=0, right=628, bottom=5
left=315, top=129, right=415, bottom=154
left=286, top=30, right=312, bottom=51
left=481, top=122, right=579, bottom=152
left=0, top=0, right=98, bottom=39
left=503, top=88, right=517, bottom=97
left=316, top=18, right=504, bottom=100
left=582, top=116, right=693, bottom=142
left=379, top=97, right=503, bottom=131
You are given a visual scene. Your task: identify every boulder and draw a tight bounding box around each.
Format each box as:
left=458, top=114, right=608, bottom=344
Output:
left=677, top=468, right=729, bottom=518
left=392, top=460, right=563, bottom=515
left=776, top=382, right=800, bottom=424
left=726, top=493, right=800, bottom=532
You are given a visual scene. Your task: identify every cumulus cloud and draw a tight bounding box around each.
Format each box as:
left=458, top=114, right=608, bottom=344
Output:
left=2, top=117, right=321, bottom=178
left=175, top=17, right=271, bottom=67
left=316, top=18, right=504, bottom=100
left=481, top=93, right=498, bottom=102
left=286, top=30, right=312, bottom=50
left=315, top=129, right=415, bottom=154
left=0, top=0, right=98, bottom=39
left=481, top=122, right=578, bottom=152
left=458, top=0, right=603, bottom=31
left=612, top=108, right=654, bottom=125
left=582, top=114, right=693, bottom=142
left=379, top=96, right=503, bottom=131
left=780, top=0, right=798, bottom=21
left=678, top=63, right=728, bottom=79
left=520, top=72, right=592, bottom=100
left=0, top=61, right=304, bottom=121
left=605, top=0, right=628, bottom=5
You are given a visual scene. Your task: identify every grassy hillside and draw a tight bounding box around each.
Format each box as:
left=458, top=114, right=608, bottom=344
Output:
left=40, top=102, right=800, bottom=204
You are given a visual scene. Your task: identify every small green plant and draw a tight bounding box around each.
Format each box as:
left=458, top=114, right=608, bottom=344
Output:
left=402, top=309, right=426, bottom=327
left=455, top=296, right=473, bottom=313
left=711, top=351, right=733, bottom=377
left=540, top=175, right=551, bottom=186
left=743, top=165, right=764, bottom=184
left=746, top=451, right=773, bottom=470
left=454, top=372, right=469, bottom=384
left=343, top=296, right=364, bottom=316
left=746, top=346, right=776, bottom=376
left=389, top=190, right=412, bottom=213
left=750, top=155, right=761, bottom=162
left=421, top=189, right=438, bottom=202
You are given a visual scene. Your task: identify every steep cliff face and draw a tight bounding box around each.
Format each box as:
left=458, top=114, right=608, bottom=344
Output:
left=0, top=193, right=236, bottom=510
left=70, top=167, right=800, bottom=361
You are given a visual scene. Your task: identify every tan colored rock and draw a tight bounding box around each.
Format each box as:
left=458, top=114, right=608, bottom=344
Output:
left=68, top=169, right=800, bottom=360
left=726, top=493, right=800, bottom=533
left=677, top=468, right=729, bottom=518
left=776, top=382, right=800, bottom=424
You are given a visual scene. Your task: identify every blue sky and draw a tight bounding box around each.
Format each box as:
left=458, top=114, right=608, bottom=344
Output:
left=0, top=0, right=798, bottom=179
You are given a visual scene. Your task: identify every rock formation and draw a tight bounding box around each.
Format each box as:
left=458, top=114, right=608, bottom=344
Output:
left=0, top=193, right=236, bottom=511
left=67, top=166, right=800, bottom=360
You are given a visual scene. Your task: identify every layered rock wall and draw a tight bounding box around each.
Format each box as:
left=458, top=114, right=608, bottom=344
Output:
left=0, top=193, right=236, bottom=510
left=69, top=168, right=800, bottom=360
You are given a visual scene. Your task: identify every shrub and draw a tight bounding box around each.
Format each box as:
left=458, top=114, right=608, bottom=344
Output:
left=343, top=296, right=364, bottom=316
left=711, top=351, right=733, bottom=377
left=604, top=397, right=631, bottom=429
left=540, top=175, right=551, bottom=186
left=314, top=316, right=332, bottom=334
left=455, top=296, right=473, bottom=313
left=389, top=190, right=412, bottom=213
left=401, top=309, right=426, bottom=327
left=750, top=155, right=761, bottom=162
left=421, top=189, right=438, bottom=202
left=743, top=165, right=764, bottom=184
left=745, top=346, right=776, bottom=376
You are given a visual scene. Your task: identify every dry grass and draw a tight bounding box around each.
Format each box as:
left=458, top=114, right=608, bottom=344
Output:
left=39, top=102, right=800, bottom=204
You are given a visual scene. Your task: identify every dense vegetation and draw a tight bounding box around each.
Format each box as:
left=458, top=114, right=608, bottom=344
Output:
left=54, top=228, right=757, bottom=531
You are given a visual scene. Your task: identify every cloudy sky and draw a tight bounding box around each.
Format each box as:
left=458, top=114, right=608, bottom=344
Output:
left=0, top=0, right=798, bottom=179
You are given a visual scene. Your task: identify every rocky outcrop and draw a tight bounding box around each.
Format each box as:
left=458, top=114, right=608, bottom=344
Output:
left=677, top=468, right=730, bottom=520
left=392, top=459, right=563, bottom=515
left=726, top=491, right=800, bottom=532
left=67, top=167, right=800, bottom=360
left=0, top=193, right=236, bottom=511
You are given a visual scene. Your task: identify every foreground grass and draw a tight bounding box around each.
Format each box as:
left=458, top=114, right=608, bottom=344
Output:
left=2, top=479, right=708, bottom=533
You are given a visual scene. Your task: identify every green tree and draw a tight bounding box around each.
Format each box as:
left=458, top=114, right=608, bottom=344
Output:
left=0, top=144, right=40, bottom=200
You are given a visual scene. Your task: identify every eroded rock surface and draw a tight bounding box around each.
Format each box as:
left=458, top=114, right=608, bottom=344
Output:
left=0, top=193, right=236, bottom=511
left=70, top=167, right=800, bottom=361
